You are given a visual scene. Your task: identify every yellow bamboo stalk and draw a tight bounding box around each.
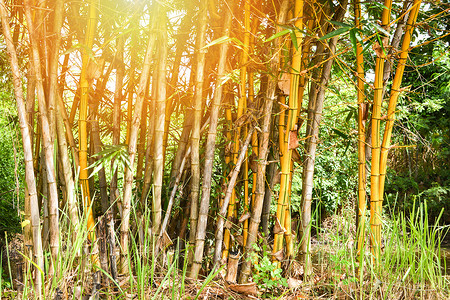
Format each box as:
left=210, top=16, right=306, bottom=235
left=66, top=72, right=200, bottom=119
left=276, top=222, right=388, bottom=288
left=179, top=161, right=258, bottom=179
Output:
left=379, top=0, right=422, bottom=204
left=355, top=0, right=366, bottom=261
left=370, top=0, right=392, bottom=262
left=221, top=93, right=234, bottom=260
left=239, top=0, right=290, bottom=283
left=125, top=17, right=138, bottom=145
left=273, top=0, right=304, bottom=263
left=79, top=0, right=98, bottom=243
left=240, top=0, right=251, bottom=248
left=249, top=71, right=258, bottom=210
left=223, top=0, right=251, bottom=261
left=221, top=91, right=233, bottom=206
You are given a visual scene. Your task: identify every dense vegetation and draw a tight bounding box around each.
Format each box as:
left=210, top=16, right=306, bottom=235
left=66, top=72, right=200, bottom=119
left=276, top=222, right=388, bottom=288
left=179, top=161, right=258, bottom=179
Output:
left=0, top=0, right=448, bottom=299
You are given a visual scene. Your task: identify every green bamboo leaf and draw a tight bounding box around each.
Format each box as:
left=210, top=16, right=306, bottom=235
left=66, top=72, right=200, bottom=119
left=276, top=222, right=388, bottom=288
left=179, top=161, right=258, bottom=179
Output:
left=111, top=159, right=119, bottom=173
left=372, top=23, right=391, bottom=37
left=264, top=29, right=291, bottom=43
left=362, top=38, right=373, bottom=54
left=318, top=27, right=350, bottom=41
left=346, top=110, right=354, bottom=123
left=88, top=163, right=104, bottom=178
left=289, top=30, right=299, bottom=51
left=230, top=37, right=245, bottom=48
left=332, top=128, right=349, bottom=140
left=350, top=28, right=357, bottom=55
left=330, top=21, right=352, bottom=28
left=202, top=36, right=232, bottom=49
left=376, top=33, right=388, bottom=57
left=343, top=141, right=351, bottom=155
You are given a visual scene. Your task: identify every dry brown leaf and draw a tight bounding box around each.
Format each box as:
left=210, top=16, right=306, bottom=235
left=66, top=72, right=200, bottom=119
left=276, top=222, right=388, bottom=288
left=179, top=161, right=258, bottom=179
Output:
left=87, top=58, right=104, bottom=82
left=273, top=217, right=286, bottom=235
left=228, top=282, right=259, bottom=296
left=287, top=277, right=303, bottom=290
left=278, top=72, right=291, bottom=95
left=289, top=130, right=299, bottom=149
left=313, top=275, right=323, bottom=284
left=161, top=230, right=172, bottom=248
left=235, top=113, right=250, bottom=127
left=226, top=252, right=240, bottom=282
left=249, top=153, right=258, bottom=173
left=289, top=260, right=304, bottom=277
left=236, top=235, right=244, bottom=246
left=272, top=249, right=284, bottom=261
left=273, top=168, right=282, bottom=185
left=224, top=219, right=232, bottom=229
left=292, top=149, right=302, bottom=164
left=225, top=141, right=233, bottom=157
left=372, top=38, right=389, bottom=58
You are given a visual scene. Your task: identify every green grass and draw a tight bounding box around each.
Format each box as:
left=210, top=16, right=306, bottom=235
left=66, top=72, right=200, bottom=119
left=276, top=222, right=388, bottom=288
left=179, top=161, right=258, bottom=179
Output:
left=315, top=201, right=449, bottom=299
left=2, top=189, right=448, bottom=299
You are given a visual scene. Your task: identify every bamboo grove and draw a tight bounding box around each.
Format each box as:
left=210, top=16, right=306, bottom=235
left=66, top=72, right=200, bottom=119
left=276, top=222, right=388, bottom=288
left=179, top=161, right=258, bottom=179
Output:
left=0, top=0, right=427, bottom=297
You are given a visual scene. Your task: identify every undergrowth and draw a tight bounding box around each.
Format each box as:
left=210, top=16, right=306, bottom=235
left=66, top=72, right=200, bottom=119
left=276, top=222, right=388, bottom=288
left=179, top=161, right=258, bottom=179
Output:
left=0, top=200, right=448, bottom=299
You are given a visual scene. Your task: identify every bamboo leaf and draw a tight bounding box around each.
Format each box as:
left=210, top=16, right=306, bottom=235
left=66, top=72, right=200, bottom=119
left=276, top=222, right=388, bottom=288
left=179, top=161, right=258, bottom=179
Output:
left=350, top=28, right=357, bottom=55
left=21, top=220, right=30, bottom=228
left=264, top=29, right=291, bottom=43
left=362, top=39, right=373, bottom=54
left=372, top=23, right=391, bottom=37
left=330, top=21, right=352, bottom=28
left=345, top=110, right=354, bottom=123
left=289, top=30, right=299, bottom=51
left=318, top=27, right=350, bottom=41
left=332, top=128, right=349, bottom=140
left=88, top=163, right=104, bottom=178
left=343, top=141, right=351, bottom=155
left=202, top=35, right=232, bottom=49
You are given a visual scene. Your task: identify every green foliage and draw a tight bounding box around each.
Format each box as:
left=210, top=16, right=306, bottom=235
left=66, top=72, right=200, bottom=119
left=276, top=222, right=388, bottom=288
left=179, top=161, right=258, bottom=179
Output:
left=290, top=80, right=359, bottom=217
left=0, top=94, right=22, bottom=236
left=89, top=144, right=131, bottom=176
left=385, top=33, right=450, bottom=223
left=249, top=243, right=287, bottom=293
